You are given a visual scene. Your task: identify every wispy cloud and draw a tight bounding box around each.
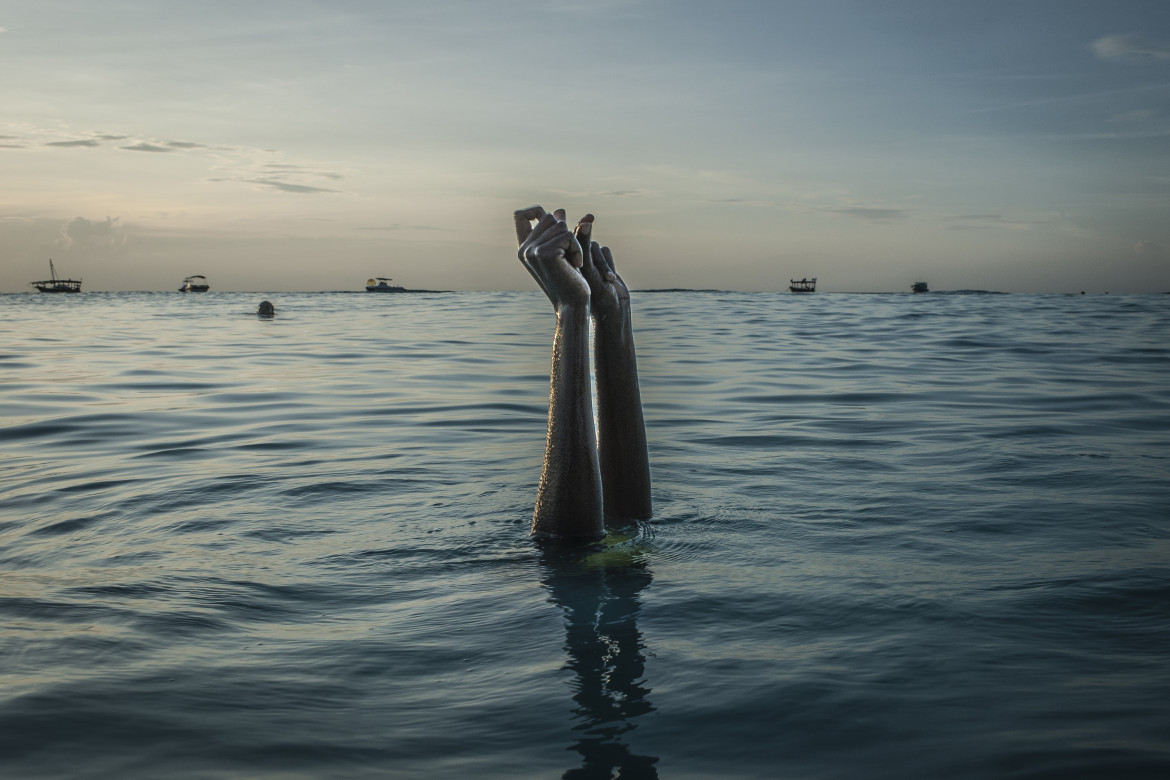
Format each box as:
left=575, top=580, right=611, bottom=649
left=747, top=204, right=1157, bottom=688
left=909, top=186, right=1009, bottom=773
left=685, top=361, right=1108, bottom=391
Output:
left=207, top=149, right=348, bottom=195
left=15, top=123, right=345, bottom=197
left=249, top=178, right=338, bottom=194
left=121, top=142, right=175, bottom=153
left=943, top=214, right=1052, bottom=231
left=1091, top=34, right=1170, bottom=62
left=1109, top=109, right=1158, bottom=123
left=262, top=163, right=342, bottom=180
left=47, top=139, right=101, bottom=148
left=37, top=132, right=217, bottom=153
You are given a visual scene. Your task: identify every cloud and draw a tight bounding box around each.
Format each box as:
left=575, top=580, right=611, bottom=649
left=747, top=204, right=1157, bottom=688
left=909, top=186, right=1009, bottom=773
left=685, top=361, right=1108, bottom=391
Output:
left=262, top=163, right=342, bottom=179
left=1091, top=34, right=1170, bottom=62
left=121, top=142, right=175, bottom=152
left=943, top=214, right=1052, bottom=231
left=19, top=122, right=344, bottom=196
left=47, top=139, right=101, bottom=147
left=1109, top=109, right=1158, bottom=123
left=249, top=178, right=339, bottom=194
left=58, top=216, right=125, bottom=249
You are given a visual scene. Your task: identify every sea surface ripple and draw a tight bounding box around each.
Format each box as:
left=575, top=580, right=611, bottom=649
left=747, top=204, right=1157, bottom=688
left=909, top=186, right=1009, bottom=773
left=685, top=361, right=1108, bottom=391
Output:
left=2, top=291, right=1168, bottom=779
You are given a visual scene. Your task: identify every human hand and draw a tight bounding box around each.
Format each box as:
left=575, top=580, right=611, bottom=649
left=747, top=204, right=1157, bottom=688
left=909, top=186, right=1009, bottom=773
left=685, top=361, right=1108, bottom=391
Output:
left=514, top=206, right=590, bottom=310
left=574, top=216, right=630, bottom=320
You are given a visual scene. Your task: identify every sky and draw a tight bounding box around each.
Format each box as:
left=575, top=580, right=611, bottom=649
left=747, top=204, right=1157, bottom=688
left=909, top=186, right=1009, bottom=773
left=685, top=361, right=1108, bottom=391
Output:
left=1, top=0, right=1168, bottom=293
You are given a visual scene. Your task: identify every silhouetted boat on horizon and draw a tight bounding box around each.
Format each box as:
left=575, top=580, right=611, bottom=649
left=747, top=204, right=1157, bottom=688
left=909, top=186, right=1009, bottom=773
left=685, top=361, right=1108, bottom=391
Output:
left=366, top=277, right=407, bottom=293
left=31, top=259, right=82, bottom=293
left=789, top=277, right=816, bottom=293
left=912, top=281, right=929, bottom=293
left=179, top=275, right=210, bottom=292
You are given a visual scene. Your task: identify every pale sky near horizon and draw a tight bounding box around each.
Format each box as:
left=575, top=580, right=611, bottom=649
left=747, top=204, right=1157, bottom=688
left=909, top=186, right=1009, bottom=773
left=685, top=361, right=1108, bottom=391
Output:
left=2, top=0, right=1168, bottom=293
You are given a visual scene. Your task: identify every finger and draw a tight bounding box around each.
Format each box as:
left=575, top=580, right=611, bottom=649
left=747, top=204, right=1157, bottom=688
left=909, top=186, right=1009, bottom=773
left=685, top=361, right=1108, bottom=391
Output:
left=523, top=218, right=576, bottom=272
left=518, top=214, right=563, bottom=297
left=600, top=245, right=616, bottom=275
left=589, top=241, right=609, bottom=280
left=514, top=205, right=547, bottom=246
left=552, top=208, right=567, bottom=223
left=521, top=213, right=562, bottom=254
left=532, top=220, right=581, bottom=269
left=573, top=213, right=594, bottom=247
left=580, top=240, right=603, bottom=287
left=563, top=228, right=583, bottom=269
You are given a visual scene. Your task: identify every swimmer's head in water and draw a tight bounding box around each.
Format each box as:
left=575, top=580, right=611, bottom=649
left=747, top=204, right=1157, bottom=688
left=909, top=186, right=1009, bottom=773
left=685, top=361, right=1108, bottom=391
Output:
left=257, top=301, right=275, bottom=317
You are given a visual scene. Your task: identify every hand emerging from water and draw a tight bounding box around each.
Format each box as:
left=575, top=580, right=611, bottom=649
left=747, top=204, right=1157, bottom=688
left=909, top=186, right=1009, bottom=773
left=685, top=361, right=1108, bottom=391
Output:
left=513, top=204, right=651, bottom=535
left=573, top=214, right=651, bottom=522
left=515, top=206, right=589, bottom=311
left=573, top=216, right=630, bottom=321
left=514, top=205, right=604, bottom=539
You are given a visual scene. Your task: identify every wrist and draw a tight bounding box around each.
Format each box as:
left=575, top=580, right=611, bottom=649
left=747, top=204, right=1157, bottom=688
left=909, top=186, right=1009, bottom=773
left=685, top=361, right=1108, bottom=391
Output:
left=556, top=301, right=590, bottom=327
left=592, top=306, right=633, bottom=341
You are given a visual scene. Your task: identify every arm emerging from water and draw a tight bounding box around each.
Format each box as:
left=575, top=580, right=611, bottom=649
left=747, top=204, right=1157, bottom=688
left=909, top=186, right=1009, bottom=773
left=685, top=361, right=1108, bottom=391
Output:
left=575, top=217, right=652, bottom=523
left=515, top=206, right=604, bottom=540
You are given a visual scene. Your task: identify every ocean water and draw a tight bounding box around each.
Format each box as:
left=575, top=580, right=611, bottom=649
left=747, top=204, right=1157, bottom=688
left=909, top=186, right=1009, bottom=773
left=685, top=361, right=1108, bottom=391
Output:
left=1, top=290, right=1168, bottom=779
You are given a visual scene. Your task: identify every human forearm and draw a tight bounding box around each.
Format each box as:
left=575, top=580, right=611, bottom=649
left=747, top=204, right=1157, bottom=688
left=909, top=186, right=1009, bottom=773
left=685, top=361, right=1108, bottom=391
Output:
left=532, top=304, right=605, bottom=539
left=592, top=307, right=652, bottom=522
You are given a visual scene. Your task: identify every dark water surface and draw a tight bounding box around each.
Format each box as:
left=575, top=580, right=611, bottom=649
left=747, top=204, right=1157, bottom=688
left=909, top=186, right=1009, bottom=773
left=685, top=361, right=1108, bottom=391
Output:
left=2, top=291, right=1168, bottom=779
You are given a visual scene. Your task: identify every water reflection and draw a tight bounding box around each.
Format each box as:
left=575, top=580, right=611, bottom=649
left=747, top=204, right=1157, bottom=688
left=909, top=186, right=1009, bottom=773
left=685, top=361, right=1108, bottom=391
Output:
left=540, top=536, right=660, bottom=780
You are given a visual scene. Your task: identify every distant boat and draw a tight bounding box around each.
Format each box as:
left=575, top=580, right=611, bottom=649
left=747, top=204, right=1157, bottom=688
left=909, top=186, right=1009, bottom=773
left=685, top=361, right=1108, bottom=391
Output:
left=31, top=259, right=82, bottom=293
left=911, top=281, right=929, bottom=293
left=789, top=277, right=816, bottom=293
left=179, top=275, right=210, bottom=292
left=366, top=277, right=406, bottom=293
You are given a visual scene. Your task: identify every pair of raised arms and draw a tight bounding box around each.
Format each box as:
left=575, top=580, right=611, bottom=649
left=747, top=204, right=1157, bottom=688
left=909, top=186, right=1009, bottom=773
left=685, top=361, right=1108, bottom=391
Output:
left=514, top=206, right=651, bottom=540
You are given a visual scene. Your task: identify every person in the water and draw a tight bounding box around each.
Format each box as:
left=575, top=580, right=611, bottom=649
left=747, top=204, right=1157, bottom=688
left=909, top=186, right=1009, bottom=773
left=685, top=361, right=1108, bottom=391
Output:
left=514, top=206, right=651, bottom=540
left=257, top=301, right=275, bottom=317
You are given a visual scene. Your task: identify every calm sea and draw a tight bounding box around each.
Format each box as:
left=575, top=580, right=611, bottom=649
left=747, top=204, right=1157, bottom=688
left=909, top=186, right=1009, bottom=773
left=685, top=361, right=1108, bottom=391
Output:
left=2, top=290, right=1168, bottom=779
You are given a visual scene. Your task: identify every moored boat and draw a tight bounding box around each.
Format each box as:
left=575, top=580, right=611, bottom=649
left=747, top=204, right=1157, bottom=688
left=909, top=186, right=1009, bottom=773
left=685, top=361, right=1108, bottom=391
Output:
left=789, top=277, right=816, bottom=293
left=31, top=259, right=82, bottom=293
left=366, top=277, right=406, bottom=293
left=179, top=275, right=210, bottom=292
